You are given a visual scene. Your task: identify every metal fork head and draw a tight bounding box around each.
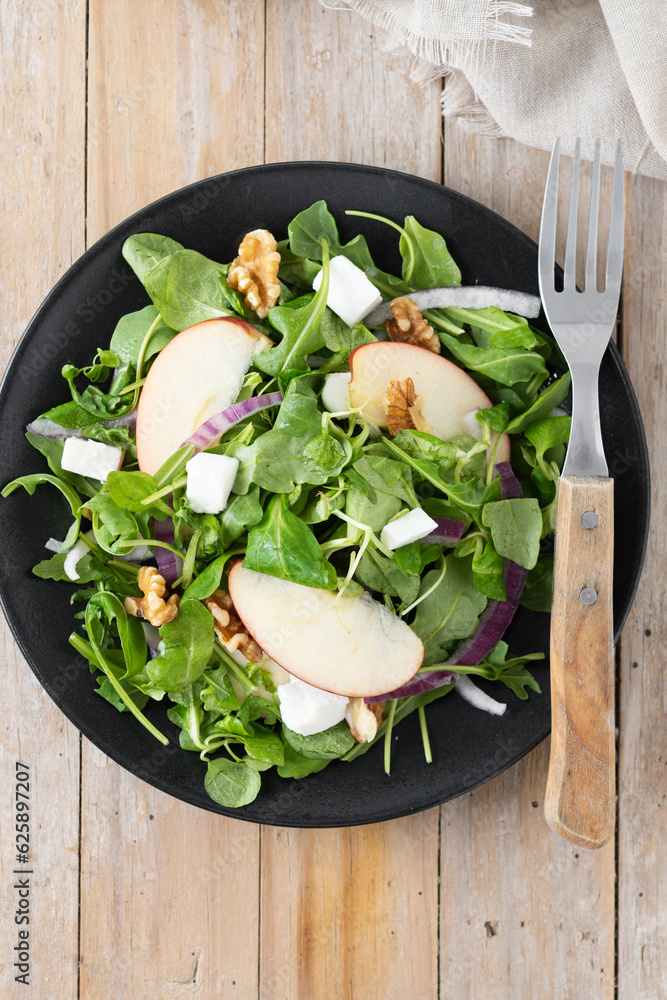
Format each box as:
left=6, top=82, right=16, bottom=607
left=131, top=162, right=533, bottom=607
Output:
left=538, top=138, right=625, bottom=366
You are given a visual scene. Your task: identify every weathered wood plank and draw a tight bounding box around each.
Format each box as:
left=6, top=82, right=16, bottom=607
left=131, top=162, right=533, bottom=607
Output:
left=618, top=171, right=667, bottom=1000
left=0, top=2, right=86, bottom=996
left=440, top=131, right=616, bottom=999
left=80, top=3, right=265, bottom=997
left=260, top=5, right=442, bottom=998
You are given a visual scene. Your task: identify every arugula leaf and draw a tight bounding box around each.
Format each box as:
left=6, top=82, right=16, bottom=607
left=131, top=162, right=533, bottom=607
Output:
left=2, top=473, right=82, bottom=549
left=182, top=553, right=231, bottom=601
left=110, top=304, right=178, bottom=365
left=218, top=485, right=264, bottom=547
left=320, top=313, right=376, bottom=357
left=204, top=757, right=262, bottom=807
left=32, top=550, right=140, bottom=597
left=412, top=556, right=487, bottom=666
left=481, top=498, right=542, bottom=570
left=438, top=331, right=548, bottom=387
left=400, top=216, right=461, bottom=288
left=244, top=495, right=337, bottom=589
left=345, top=484, right=402, bottom=542
left=282, top=721, right=355, bottom=760
left=456, top=641, right=543, bottom=700
left=86, top=493, right=140, bottom=554
left=505, top=373, right=571, bottom=434
left=147, top=600, right=215, bottom=692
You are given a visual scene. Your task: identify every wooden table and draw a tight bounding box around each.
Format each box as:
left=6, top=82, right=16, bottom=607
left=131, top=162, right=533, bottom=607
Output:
left=2, top=3, right=664, bottom=997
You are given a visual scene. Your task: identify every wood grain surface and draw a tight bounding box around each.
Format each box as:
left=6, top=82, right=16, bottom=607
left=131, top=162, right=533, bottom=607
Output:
left=545, top=476, right=615, bottom=850
left=0, top=2, right=664, bottom=999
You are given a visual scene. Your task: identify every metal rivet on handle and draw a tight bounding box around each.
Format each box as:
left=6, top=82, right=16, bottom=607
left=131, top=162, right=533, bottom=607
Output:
left=581, top=510, right=599, bottom=529
left=580, top=587, right=598, bottom=605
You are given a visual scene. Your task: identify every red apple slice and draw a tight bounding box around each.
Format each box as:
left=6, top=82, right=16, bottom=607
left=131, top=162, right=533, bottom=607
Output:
left=349, top=341, right=511, bottom=463
left=228, top=563, right=424, bottom=698
left=136, top=317, right=272, bottom=475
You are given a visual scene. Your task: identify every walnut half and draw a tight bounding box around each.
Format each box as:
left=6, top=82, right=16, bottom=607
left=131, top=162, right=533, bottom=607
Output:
left=203, top=589, right=263, bottom=663
left=124, top=566, right=179, bottom=627
left=386, top=296, right=440, bottom=354
left=227, top=229, right=281, bottom=319
left=383, top=377, right=433, bottom=436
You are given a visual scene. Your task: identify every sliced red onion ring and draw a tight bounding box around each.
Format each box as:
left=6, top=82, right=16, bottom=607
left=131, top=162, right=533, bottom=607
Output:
left=180, top=391, right=283, bottom=453
left=364, top=286, right=541, bottom=326
left=367, top=461, right=529, bottom=703
left=421, top=517, right=466, bottom=546
left=153, top=518, right=182, bottom=587
left=27, top=409, right=137, bottom=439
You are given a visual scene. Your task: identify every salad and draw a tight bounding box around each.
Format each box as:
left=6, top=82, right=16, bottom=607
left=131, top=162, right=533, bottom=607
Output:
left=2, top=200, right=571, bottom=809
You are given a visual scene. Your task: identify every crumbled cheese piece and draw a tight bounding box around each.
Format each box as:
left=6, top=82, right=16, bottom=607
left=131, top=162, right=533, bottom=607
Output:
left=380, top=508, right=439, bottom=551
left=312, top=256, right=382, bottom=327
left=186, top=452, right=239, bottom=514
left=277, top=675, right=349, bottom=736
left=61, top=437, right=125, bottom=483
left=321, top=372, right=352, bottom=413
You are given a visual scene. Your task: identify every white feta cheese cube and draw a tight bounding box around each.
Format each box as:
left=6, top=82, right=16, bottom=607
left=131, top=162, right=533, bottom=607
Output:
left=380, top=508, right=439, bottom=551
left=312, top=255, right=382, bottom=327
left=186, top=452, right=239, bottom=514
left=321, top=371, right=352, bottom=413
left=61, top=437, right=125, bottom=483
left=277, top=675, right=349, bottom=737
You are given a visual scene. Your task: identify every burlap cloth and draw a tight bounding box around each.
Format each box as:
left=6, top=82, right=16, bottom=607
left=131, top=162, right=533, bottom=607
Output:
left=328, top=0, right=667, bottom=180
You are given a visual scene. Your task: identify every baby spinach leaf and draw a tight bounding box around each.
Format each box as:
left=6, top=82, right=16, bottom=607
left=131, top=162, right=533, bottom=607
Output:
left=204, top=757, right=262, bottom=807
left=393, top=540, right=422, bottom=579
left=471, top=540, right=507, bottom=601
left=288, top=201, right=408, bottom=297
left=106, top=470, right=171, bottom=518
left=243, top=729, right=285, bottom=766
left=274, top=381, right=322, bottom=437
left=300, top=490, right=345, bottom=524
left=400, top=215, right=461, bottom=288
left=143, top=249, right=233, bottom=331
left=302, top=432, right=350, bottom=477
left=219, top=485, right=264, bottom=547
left=231, top=425, right=349, bottom=495
left=244, top=495, right=337, bottom=589
left=412, top=556, right=487, bottom=666
left=353, top=454, right=420, bottom=508
left=147, top=600, right=215, bottom=692
left=277, top=743, right=331, bottom=779
left=481, top=498, right=542, bottom=570
left=519, top=552, right=554, bottom=612
left=2, top=473, right=82, bottom=549
left=255, top=243, right=330, bottom=375
left=110, top=305, right=178, bottom=365
left=320, top=313, right=376, bottom=357
left=439, top=331, right=548, bottom=387
left=282, top=721, right=355, bottom=760
left=345, top=484, right=402, bottom=542
left=354, top=551, right=420, bottom=605
left=122, top=232, right=185, bottom=285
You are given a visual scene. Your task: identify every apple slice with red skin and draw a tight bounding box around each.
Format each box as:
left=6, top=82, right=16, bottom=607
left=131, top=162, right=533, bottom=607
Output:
left=136, top=317, right=272, bottom=475
left=227, top=562, right=425, bottom=698
left=349, top=341, right=511, bottom=464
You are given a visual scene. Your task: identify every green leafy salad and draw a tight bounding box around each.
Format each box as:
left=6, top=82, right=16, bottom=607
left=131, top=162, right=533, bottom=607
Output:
left=2, top=200, right=571, bottom=809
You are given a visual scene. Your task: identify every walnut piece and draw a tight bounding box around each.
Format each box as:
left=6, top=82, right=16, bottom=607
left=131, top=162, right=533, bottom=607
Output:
left=383, top=377, right=433, bottom=436
left=124, top=566, right=180, bottom=627
left=203, top=589, right=264, bottom=663
left=227, top=229, right=281, bottom=319
left=386, top=296, right=440, bottom=354
left=346, top=698, right=386, bottom=743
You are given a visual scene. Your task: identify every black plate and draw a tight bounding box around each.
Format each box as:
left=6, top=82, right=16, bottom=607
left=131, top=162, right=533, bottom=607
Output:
left=0, top=163, right=650, bottom=827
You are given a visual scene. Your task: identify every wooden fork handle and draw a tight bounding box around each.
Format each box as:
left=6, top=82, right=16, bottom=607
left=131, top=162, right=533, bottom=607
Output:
left=544, top=475, right=615, bottom=850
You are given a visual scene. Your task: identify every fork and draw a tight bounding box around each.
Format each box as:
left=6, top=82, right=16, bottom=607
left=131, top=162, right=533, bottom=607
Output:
left=539, top=138, right=625, bottom=850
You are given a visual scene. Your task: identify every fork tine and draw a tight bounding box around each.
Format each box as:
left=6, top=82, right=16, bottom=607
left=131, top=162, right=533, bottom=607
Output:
left=563, top=138, right=581, bottom=290
left=585, top=139, right=602, bottom=292
left=539, top=137, right=560, bottom=293
left=605, top=140, right=625, bottom=294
